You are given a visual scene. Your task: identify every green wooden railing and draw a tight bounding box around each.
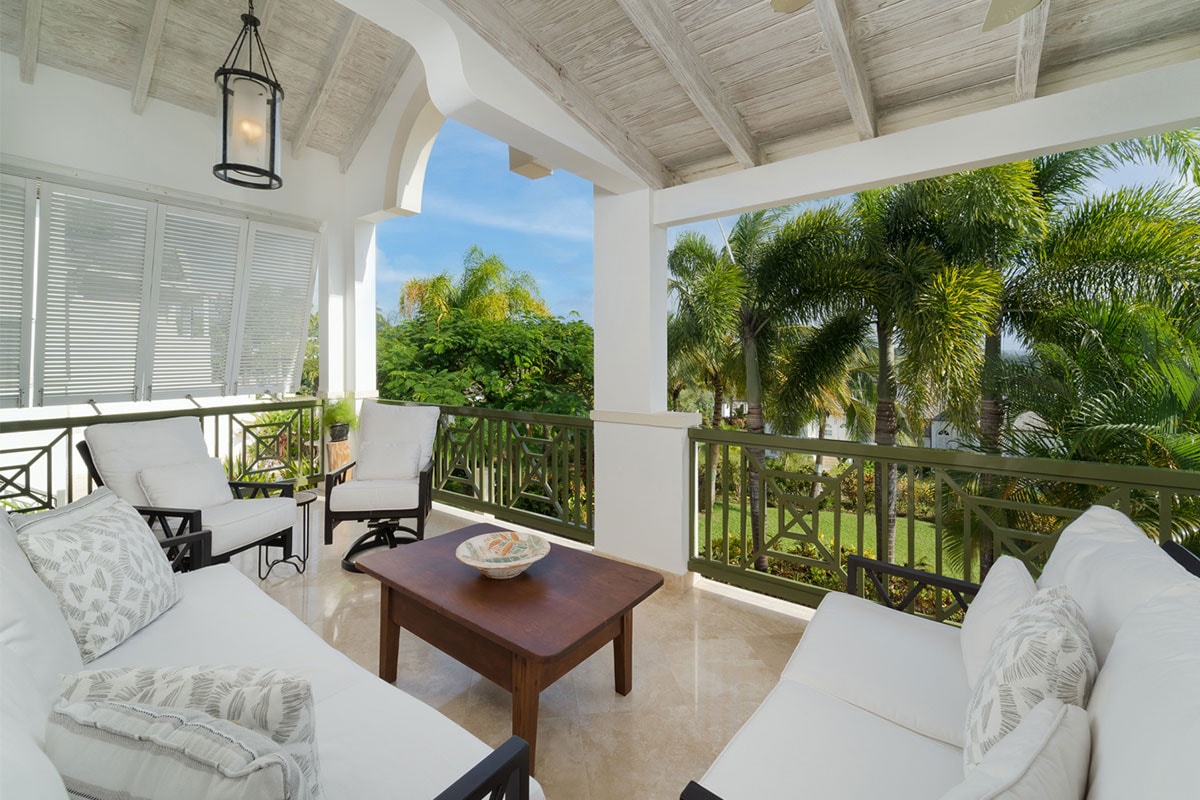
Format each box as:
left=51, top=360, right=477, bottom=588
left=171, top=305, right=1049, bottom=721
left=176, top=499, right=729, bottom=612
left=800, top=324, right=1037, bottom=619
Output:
left=0, top=400, right=324, bottom=511
left=417, top=403, right=594, bottom=545
left=689, top=427, right=1200, bottom=618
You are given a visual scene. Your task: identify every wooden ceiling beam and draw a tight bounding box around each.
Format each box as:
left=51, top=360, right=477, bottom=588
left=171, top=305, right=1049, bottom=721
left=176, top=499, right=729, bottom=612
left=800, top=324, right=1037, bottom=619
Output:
left=815, top=0, right=876, bottom=140
left=20, top=0, right=43, bottom=84
left=439, top=0, right=676, bottom=189
left=132, top=0, right=171, bottom=114
left=340, top=46, right=415, bottom=174
left=1015, top=0, right=1050, bottom=102
left=615, top=0, right=761, bottom=169
left=292, top=13, right=362, bottom=157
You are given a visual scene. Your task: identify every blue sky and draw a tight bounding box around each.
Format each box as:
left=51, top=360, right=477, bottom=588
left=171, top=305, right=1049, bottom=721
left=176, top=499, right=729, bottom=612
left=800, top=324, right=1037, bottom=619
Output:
left=375, top=121, right=1184, bottom=323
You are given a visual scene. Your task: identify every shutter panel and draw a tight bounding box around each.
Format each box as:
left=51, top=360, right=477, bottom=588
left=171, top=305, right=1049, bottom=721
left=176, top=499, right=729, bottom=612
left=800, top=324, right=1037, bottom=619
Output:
left=234, top=223, right=318, bottom=395
left=36, top=185, right=154, bottom=405
left=0, top=176, right=34, bottom=408
left=149, top=208, right=245, bottom=400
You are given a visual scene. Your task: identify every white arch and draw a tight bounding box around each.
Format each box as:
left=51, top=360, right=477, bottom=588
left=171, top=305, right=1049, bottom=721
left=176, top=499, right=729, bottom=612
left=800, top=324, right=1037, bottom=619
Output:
left=380, top=82, right=444, bottom=218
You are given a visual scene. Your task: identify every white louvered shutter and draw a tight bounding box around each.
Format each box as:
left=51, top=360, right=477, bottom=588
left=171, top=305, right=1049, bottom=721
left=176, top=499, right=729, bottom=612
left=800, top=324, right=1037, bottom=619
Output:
left=148, top=208, right=246, bottom=400
left=0, top=175, right=34, bottom=407
left=233, top=223, right=318, bottom=395
left=36, top=185, right=155, bottom=405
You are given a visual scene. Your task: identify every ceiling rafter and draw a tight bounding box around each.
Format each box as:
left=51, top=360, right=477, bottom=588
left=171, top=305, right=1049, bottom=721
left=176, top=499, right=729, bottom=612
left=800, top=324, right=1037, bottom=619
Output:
left=615, top=0, right=761, bottom=169
left=1015, top=0, right=1050, bottom=102
left=439, top=0, right=677, bottom=189
left=815, top=0, right=876, bottom=140
left=340, top=47, right=415, bottom=174
left=20, top=0, right=43, bottom=84
left=292, top=12, right=362, bottom=157
left=131, top=0, right=170, bottom=114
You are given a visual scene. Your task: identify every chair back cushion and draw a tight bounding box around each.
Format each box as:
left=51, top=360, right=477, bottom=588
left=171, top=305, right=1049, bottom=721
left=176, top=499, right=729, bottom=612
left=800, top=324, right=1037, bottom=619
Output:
left=138, top=457, right=234, bottom=508
left=1038, top=504, right=1192, bottom=665
left=85, top=417, right=210, bottom=506
left=358, top=401, right=439, bottom=467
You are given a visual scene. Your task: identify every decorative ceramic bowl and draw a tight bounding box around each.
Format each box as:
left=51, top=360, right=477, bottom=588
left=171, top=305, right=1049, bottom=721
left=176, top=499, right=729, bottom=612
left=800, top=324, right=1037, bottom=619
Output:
left=455, top=531, right=550, bottom=579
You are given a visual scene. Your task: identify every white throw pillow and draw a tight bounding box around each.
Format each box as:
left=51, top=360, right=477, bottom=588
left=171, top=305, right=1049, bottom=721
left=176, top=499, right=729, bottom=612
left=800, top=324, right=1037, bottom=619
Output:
left=940, top=699, right=1089, bottom=800
left=61, top=666, right=322, bottom=800
left=13, top=488, right=180, bottom=663
left=961, top=556, right=1036, bottom=689
left=138, top=457, right=234, bottom=509
left=963, top=585, right=1096, bottom=772
left=46, top=699, right=311, bottom=800
left=355, top=440, right=422, bottom=481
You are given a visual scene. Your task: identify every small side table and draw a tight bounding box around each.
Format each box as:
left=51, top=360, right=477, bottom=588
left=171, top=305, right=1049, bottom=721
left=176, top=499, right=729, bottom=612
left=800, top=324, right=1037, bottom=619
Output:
left=260, top=489, right=317, bottom=579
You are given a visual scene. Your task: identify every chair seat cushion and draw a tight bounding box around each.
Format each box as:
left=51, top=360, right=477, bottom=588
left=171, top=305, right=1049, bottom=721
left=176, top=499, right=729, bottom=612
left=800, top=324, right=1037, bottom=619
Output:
left=328, top=479, right=420, bottom=513
left=782, top=592, right=970, bottom=747
left=201, top=498, right=295, bottom=556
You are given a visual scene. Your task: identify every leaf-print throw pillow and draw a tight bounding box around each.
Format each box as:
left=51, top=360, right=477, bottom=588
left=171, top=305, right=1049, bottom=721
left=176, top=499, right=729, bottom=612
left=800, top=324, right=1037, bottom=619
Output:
left=13, top=488, right=179, bottom=662
left=60, top=665, right=323, bottom=800
left=962, top=585, right=1097, bottom=773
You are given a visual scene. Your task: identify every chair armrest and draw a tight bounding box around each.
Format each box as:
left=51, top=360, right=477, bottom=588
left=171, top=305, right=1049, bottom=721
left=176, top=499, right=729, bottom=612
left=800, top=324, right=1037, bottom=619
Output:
left=431, top=736, right=530, bottom=800
left=158, top=529, right=212, bottom=573
left=846, top=554, right=980, bottom=614
left=229, top=480, right=295, bottom=499
left=324, top=461, right=357, bottom=495
left=135, top=506, right=202, bottom=538
left=419, top=458, right=433, bottom=514
left=680, top=782, right=724, bottom=800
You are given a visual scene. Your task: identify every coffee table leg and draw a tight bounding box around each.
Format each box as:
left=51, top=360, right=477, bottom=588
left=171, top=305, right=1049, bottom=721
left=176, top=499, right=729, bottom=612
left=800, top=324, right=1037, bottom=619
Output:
left=615, top=609, right=633, bottom=695
left=511, top=655, right=540, bottom=774
left=379, top=586, right=400, bottom=683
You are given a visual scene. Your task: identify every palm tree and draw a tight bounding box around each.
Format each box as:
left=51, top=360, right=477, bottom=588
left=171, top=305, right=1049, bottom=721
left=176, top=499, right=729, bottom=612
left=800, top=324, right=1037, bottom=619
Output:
left=400, top=246, right=550, bottom=322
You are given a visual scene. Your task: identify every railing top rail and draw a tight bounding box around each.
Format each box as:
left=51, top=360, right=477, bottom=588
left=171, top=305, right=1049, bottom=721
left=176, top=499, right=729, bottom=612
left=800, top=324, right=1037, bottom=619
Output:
left=1, top=398, right=322, bottom=434
left=690, top=426, right=1200, bottom=493
left=379, top=400, right=593, bottom=428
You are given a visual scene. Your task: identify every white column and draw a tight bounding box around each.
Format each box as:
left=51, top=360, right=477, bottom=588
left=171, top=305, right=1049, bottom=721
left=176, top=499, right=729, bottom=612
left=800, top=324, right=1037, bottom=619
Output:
left=591, top=187, right=700, bottom=576
left=348, top=220, right=379, bottom=400
left=317, top=224, right=346, bottom=399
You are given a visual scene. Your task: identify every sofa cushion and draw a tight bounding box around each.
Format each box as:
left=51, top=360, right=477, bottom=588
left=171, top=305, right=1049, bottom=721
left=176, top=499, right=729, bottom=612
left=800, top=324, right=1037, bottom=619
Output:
left=86, top=564, right=547, bottom=800
left=940, top=699, right=1089, bottom=800
left=138, top=457, right=234, bottom=509
left=61, top=666, right=322, bottom=800
left=0, top=707, right=67, bottom=800
left=328, top=478, right=420, bottom=513
left=359, top=401, right=439, bottom=466
left=960, top=556, right=1036, bottom=689
left=84, top=417, right=211, bottom=507
left=1085, top=579, right=1200, bottom=800
left=355, top=441, right=422, bottom=481
left=13, top=489, right=180, bottom=663
left=782, top=591, right=969, bottom=747
left=200, top=496, right=296, bottom=555
left=1038, top=504, right=1192, bottom=665
left=963, top=586, right=1096, bottom=771
left=0, top=510, right=83, bottom=706
left=700, top=680, right=963, bottom=800
left=47, top=699, right=310, bottom=800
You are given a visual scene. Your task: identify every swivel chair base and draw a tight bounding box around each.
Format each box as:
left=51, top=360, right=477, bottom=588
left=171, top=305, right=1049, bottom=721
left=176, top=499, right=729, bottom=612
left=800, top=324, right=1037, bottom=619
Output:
left=341, top=520, right=421, bottom=573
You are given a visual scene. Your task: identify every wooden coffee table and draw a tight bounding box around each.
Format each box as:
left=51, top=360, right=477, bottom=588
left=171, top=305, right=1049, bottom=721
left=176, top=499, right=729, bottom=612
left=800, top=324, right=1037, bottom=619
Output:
left=356, top=523, right=663, bottom=772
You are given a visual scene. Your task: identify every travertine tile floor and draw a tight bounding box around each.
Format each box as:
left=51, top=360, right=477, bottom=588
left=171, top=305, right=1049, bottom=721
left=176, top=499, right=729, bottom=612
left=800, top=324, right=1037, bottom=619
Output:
left=228, top=501, right=809, bottom=799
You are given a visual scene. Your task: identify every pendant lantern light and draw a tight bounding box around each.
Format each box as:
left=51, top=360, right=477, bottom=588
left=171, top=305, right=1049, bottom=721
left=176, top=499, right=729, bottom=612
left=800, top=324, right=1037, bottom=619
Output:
left=214, top=1, right=283, bottom=189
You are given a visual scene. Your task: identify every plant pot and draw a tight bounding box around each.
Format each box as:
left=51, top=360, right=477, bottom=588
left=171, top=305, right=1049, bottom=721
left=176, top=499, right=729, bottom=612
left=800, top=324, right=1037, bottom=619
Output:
left=328, top=422, right=350, bottom=442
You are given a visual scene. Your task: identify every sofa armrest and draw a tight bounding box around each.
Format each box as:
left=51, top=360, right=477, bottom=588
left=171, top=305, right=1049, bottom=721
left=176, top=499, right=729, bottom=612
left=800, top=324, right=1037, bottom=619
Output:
left=158, top=529, right=212, bottom=573
left=846, top=554, right=980, bottom=614
left=431, top=736, right=530, bottom=800
left=680, top=781, right=724, bottom=800
left=229, top=480, right=295, bottom=499
left=135, top=505, right=202, bottom=538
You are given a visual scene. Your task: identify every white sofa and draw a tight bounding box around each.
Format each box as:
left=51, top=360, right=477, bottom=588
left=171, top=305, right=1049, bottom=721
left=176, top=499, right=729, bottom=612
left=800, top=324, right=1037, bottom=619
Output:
left=0, top=508, right=545, bottom=800
left=686, top=505, right=1200, bottom=799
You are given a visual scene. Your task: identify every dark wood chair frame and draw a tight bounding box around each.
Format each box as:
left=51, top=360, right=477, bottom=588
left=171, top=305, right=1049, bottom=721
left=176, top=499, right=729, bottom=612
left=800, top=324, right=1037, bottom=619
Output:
left=680, top=541, right=1200, bottom=800
left=434, top=736, right=531, bottom=800
left=76, top=440, right=295, bottom=578
left=323, top=458, right=434, bottom=573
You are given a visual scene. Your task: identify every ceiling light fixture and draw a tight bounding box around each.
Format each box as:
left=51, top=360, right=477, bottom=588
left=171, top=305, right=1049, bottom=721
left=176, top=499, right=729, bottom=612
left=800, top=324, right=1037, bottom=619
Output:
left=214, top=1, right=283, bottom=189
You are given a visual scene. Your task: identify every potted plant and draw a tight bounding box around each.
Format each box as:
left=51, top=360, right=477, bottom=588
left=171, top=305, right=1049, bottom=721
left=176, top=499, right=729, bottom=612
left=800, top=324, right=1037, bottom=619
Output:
left=323, top=396, right=358, bottom=442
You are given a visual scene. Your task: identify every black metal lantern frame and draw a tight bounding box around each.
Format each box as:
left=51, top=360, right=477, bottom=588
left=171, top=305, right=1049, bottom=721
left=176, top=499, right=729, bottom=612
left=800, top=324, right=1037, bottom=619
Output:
left=214, top=1, right=284, bottom=189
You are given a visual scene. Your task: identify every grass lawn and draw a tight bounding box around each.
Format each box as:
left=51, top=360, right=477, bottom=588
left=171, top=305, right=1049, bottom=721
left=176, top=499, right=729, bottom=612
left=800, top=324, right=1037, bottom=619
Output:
left=697, top=501, right=943, bottom=568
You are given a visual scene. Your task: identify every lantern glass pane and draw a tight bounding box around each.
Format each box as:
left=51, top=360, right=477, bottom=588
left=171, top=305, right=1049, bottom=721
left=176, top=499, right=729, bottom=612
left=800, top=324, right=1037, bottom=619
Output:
left=228, top=76, right=270, bottom=173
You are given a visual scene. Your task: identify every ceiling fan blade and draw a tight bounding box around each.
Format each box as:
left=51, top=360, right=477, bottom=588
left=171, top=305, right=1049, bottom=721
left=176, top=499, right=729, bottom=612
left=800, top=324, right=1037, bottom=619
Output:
left=982, top=0, right=1045, bottom=32
left=771, top=0, right=817, bottom=12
